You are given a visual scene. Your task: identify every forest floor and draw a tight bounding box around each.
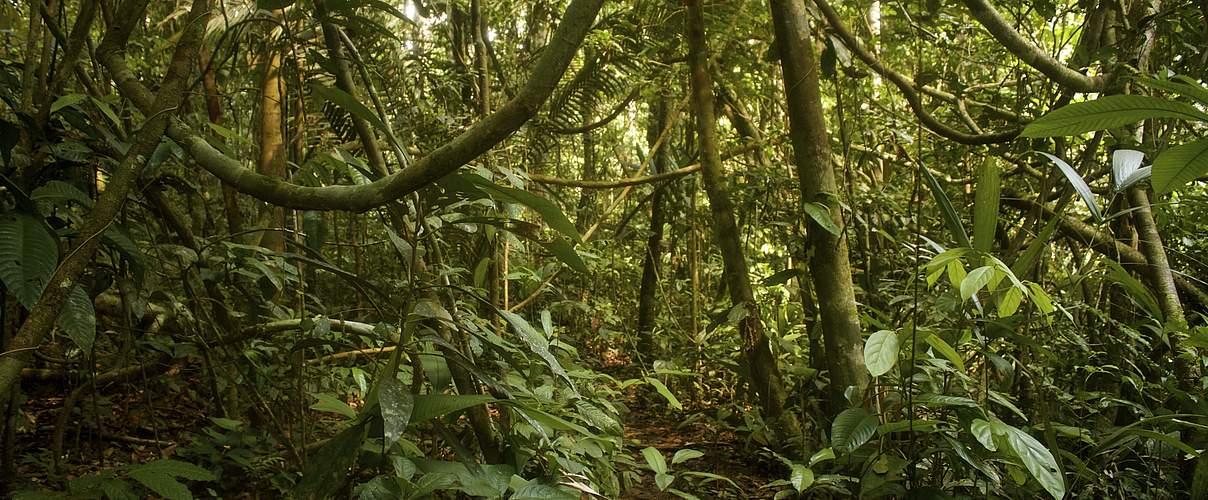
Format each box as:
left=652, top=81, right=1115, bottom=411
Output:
left=620, top=397, right=785, bottom=498
left=12, top=352, right=785, bottom=498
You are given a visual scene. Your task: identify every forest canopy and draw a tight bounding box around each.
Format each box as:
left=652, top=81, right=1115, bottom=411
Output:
left=1, top=0, right=1207, bottom=498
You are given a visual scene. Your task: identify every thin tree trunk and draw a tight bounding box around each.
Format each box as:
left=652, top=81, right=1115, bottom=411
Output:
left=769, top=0, right=869, bottom=412
left=314, top=0, right=390, bottom=176
left=636, top=93, right=672, bottom=362
left=257, top=13, right=287, bottom=253
left=201, top=46, right=245, bottom=237
left=685, top=0, right=799, bottom=438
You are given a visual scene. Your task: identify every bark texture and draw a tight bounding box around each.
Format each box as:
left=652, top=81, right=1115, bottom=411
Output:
left=685, top=0, right=799, bottom=437
left=770, top=0, right=869, bottom=412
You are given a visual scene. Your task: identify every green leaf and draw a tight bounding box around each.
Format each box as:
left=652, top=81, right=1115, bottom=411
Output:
left=971, top=419, right=997, bottom=451
left=831, top=408, right=878, bottom=452
left=655, top=473, right=675, bottom=491
left=1011, top=211, right=1060, bottom=277
left=31, top=180, right=93, bottom=208
left=380, top=376, right=413, bottom=445
left=1037, top=152, right=1102, bottom=222
left=132, top=459, right=216, bottom=481
left=310, top=393, right=357, bottom=419
left=411, top=298, right=452, bottom=323
left=1027, top=282, right=1055, bottom=315
left=790, top=464, right=814, bottom=492
left=510, top=480, right=579, bottom=500
left=641, top=447, right=668, bottom=475
left=960, top=266, right=995, bottom=301
left=461, top=174, right=583, bottom=244
left=808, top=447, right=835, bottom=466
left=863, top=330, right=899, bottom=377
left=671, top=449, right=704, bottom=465
left=1136, top=76, right=1208, bottom=107
left=1021, top=94, right=1208, bottom=137
left=761, top=268, right=802, bottom=286
left=1000, top=424, right=1066, bottom=499
left=0, top=212, right=59, bottom=309
left=942, top=435, right=1000, bottom=484
left=127, top=471, right=191, bottom=500
left=294, top=420, right=368, bottom=499
left=50, top=93, right=88, bottom=113
left=877, top=419, right=939, bottom=434
left=997, top=286, right=1024, bottom=317
left=56, top=286, right=95, bottom=353
left=802, top=202, right=840, bottom=236
left=1103, top=260, right=1162, bottom=319
left=538, top=237, right=588, bottom=273
left=499, top=310, right=574, bottom=389
left=923, top=333, right=965, bottom=371
left=645, top=377, right=682, bottom=410
left=574, top=399, right=621, bottom=435
left=208, top=417, right=243, bottom=431
left=973, top=157, right=1001, bottom=252
left=310, top=82, right=402, bottom=156
left=410, top=394, right=495, bottom=424
left=1152, top=136, right=1208, bottom=193
left=922, top=167, right=970, bottom=248
left=915, top=393, right=978, bottom=407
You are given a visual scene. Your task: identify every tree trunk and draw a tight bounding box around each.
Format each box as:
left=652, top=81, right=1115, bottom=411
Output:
left=200, top=46, right=245, bottom=237
left=256, top=13, right=287, bottom=253
left=769, top=0, right=869, bottom=412
left=685, top=0, right=799, bottom=438
left=636, top=93, right=672, bottom=362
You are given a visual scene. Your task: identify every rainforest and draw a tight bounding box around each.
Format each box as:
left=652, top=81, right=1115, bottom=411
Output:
left=1, top=0, right=1207, bottom=498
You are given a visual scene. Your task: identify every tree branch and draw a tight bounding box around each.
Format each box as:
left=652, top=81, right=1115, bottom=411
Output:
left=101, top=0, right=606, bottom=211
left=961, top=0, right=1107, bottom=93
left=813, top=0, right=1021, bottom=145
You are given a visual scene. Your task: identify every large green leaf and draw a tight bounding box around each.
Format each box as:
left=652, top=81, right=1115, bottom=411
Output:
left=973, top=157, right=1001, bottom=252
left=380, top=376, right=414, bottom=445
left=831, top=408, right=878, bottom=452
left=1152, top=136, right=1208, bottom=193
left=461, top=174, right=582, bottom=244
left=790, top=464, right=814, bottom=492
left=923, top=333, right=965, bottom=372
left=998, top=422, right=1066, bottom=500
left=58, top=286, right=96, bottom=353
left=127, top=471, right=191, bottom=500
left=1037, top=152, right=1102, bottom=222
left=1136, top=76, right=1208, bottom=107
left=409, top=394, right=495, bottom=424
left=802, top=201, right=840, bottom=236
left=1021, top=95, right=1208, bottom=137
left=31, top=180, right=93, bottom=208
left=960, top=266, right=995, bottom=301
left=863, top=330, right=899, bottom=377
left=640, top=447, right=668, bottom=475
left=922, top=167, right=970, bottom=248
left=310, top=393, right=357, bottom=419
left=130, top=459, right=216, bottom=481
left=971, top=418, right=997, bottom=451
left=574, top=399, right=621, bottom=435
left=0, top=212, right=59, bottom=309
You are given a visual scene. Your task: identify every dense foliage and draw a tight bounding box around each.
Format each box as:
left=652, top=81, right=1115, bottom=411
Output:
left=1, top=0, right=1206, bottom=498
